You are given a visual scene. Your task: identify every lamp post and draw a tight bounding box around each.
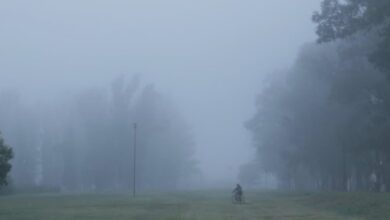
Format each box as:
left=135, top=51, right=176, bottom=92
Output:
left=133, top=123, right=137, bottom=197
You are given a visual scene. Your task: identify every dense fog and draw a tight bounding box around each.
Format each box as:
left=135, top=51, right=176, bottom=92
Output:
left=0, top=76, right=198, bottom=191
left=0, top=0, right=338, bottom=192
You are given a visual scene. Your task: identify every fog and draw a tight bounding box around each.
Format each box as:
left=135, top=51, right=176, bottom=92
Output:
left=0, top=0, right=321, bottom=190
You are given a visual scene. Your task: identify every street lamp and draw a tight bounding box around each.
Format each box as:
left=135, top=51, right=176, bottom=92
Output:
left=133, top=123, right=137, bottom=197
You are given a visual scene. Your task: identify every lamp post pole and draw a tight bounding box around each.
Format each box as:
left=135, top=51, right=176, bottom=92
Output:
left=133, top=123, right=137, bottom=197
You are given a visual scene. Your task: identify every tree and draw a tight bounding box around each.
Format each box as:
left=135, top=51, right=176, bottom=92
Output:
left=0, top=132, right=13, bottom=187
left=313, top=0, right=390, bottom=74
left=0, top=92, right=37, bottom=187
left=244, top=37, right=390, bottom=191
left=134, top=85, right=197, bottom=190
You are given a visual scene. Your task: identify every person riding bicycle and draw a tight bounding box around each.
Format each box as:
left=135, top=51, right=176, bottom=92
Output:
left=232, top=184, right=243, bottom=203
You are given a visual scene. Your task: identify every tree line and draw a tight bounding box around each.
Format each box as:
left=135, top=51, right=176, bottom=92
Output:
left=0, top=75, right=198, bottom=192
left=242, top=0, right=390, bottom=192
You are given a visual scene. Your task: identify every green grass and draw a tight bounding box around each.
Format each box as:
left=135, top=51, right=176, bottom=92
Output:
left=0, top=191, right=389, bottom=220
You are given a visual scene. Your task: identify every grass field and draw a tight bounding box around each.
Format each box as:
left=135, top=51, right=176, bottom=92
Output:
left=0, top=191, right=390, bottom=220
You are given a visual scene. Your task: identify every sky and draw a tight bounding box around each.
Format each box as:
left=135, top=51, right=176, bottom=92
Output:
left=0, top=0, right=322, bottom=186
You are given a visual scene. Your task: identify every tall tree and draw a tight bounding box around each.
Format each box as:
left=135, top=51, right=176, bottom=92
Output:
left=313, top=0, right=390, bottom=74
left=0, top=132, right=13, bottom=187
left=134, top=85, right=197, bottom=190
left=0, top=92, right=38, bottom=187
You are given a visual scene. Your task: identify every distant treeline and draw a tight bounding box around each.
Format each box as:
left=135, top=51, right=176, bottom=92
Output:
left=0, top=75, right=198, bottom=192
left=241, top=0, right=390, bottom=192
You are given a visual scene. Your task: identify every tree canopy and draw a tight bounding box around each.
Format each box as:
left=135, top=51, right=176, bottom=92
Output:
left=313, top=0, right=390, bottom=73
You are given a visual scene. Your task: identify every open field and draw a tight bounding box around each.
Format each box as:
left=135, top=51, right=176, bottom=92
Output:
left=0, top=191, right=390, bottom=220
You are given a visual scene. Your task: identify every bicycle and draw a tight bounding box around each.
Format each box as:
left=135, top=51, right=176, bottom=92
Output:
left=231, top=192, right=245, bottom=204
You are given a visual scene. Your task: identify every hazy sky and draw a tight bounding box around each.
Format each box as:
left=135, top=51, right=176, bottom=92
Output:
left=1, top=0, right=321, bottom=185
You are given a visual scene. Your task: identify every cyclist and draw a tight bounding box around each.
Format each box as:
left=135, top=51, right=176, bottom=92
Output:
left=232, top=184, right=243, bottom=203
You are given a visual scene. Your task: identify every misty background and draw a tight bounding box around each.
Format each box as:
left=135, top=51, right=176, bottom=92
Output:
left=0, top=0, right=321, bottom=188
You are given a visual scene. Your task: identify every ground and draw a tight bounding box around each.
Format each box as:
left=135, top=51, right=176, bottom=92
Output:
left=0, top=191, right=390, bottom=220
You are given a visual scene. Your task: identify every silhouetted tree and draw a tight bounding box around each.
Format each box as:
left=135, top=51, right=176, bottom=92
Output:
left=313, top=0, right=390, bottom=74
left=0, top=132, right=13, bottom=187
